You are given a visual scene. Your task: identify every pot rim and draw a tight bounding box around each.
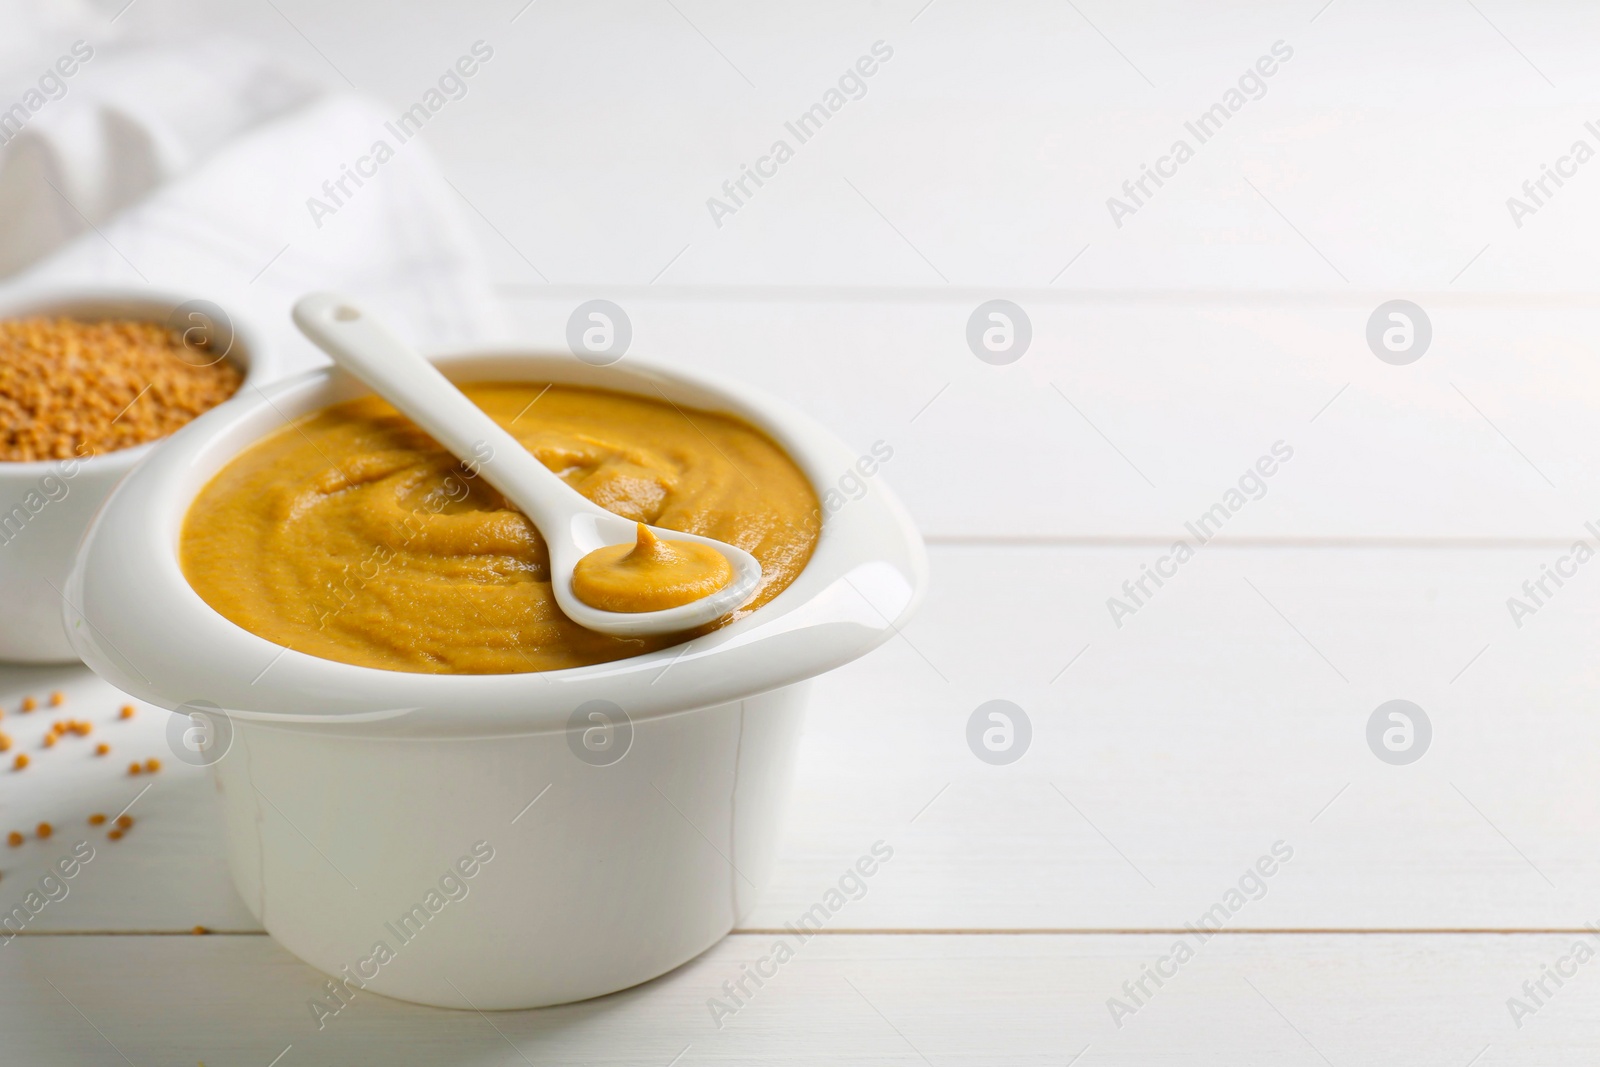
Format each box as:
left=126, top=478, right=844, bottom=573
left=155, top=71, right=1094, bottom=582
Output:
left=64, top=350, right=927, bottom=738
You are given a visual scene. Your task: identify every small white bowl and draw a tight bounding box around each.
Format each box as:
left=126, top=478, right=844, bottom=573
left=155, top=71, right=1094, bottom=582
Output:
left=0, top=287, right=268, bottom=662
left=66, top=351, right=926, bottom=1010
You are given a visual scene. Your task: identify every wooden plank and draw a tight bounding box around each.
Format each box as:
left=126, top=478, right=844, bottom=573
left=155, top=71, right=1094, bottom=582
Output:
left=760, top=542, right=1600, bottom=931
left=6, top=544, right=1600, bottom=933
left=497, top=294, right=1600, bottom=541
left=2, top=932, right=1593, bottom=1064
left=407, top=4, right=1600, bottom=293
left=123, top=1, right=1600, bottom=293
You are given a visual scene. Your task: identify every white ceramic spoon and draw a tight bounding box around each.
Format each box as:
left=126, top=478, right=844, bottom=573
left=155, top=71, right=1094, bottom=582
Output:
left=292, top=292, right=762, bottom=638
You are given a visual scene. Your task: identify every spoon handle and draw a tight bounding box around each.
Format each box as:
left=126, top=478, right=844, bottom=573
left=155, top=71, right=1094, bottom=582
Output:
left=292, top=293, right=583, bottom=534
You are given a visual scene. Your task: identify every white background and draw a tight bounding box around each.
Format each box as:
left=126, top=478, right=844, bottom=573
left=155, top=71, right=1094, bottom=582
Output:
left=6, top=1, right=1600, bottom=1063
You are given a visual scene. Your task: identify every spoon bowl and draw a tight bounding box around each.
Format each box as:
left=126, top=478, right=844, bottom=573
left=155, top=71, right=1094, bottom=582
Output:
left=291, top=292, right=762, bottom=637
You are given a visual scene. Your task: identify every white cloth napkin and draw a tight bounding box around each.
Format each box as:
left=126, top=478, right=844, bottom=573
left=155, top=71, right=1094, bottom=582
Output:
left=0, top=34, right=505, bottom=374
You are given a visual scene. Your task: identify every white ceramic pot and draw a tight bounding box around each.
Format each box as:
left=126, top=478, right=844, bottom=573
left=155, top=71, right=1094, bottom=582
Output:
left=0, top=288, right=268, bottom=662
left=66, top=351, right=926, bottom=1010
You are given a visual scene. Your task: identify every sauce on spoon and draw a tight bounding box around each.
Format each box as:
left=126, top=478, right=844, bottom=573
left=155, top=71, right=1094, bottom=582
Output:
left=573, top=523, right=734, bottom=613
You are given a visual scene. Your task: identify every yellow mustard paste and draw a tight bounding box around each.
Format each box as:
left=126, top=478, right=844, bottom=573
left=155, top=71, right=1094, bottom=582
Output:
left=572, top=523, right=733, bottom=612
left=179, top=383, right=820, bottom=674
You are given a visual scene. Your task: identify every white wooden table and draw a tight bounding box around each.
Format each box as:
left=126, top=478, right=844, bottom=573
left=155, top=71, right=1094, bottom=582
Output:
left=7, top=291, right=1600, bottom=1064
left=9, top=0, right=1600, bottom=1062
